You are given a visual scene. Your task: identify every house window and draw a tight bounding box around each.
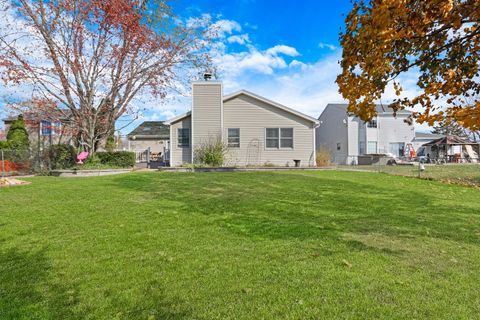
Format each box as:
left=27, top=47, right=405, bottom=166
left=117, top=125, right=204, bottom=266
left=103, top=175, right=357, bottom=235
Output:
left=367, top=119, right=377, bottom=128
left=367, top=141, right=377, bottom=154
left=227, top=128, right=240, bottom=147
left=41, top=120, right=62, bottom=136
left=389, top=143, right=405, bottom=157
left=280, top=128, right=293, bottom=148
left=266, top=128, right=294, bottom=149
left=177, top=128, right=190, bottom=147
left=41, top=120, right=52, bottom=136
left=266, top=128, right=279, bottom=148
left=337, top=143, right=341, bottom=151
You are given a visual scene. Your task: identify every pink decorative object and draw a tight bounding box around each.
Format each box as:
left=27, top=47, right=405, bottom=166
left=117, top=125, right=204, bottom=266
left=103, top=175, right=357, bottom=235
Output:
left=77, top=151, right=89, bottom=164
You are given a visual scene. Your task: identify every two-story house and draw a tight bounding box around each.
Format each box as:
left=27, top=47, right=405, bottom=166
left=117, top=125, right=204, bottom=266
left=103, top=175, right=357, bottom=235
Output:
left=2, top=113, right=74, bottom=150
left=316, top=104, right=415, bottom=164
left=165, top=81, right=319, bottom=167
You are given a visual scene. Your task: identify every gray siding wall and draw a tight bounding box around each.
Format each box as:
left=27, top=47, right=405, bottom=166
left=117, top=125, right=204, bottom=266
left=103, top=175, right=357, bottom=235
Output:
left=223, top=94, right=316, bottom=167
left=316, top=105, right=415, bottom=164
left=377, top=114, right=415, bottom=154
left=316, top=105, right=349, bottom=164
left=191, top=82, right=223, bottom=159
left=170, top=116, right=192, bottom=166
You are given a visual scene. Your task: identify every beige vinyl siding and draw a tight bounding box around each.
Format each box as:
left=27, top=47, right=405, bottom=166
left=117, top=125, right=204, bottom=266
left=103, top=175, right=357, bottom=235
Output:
left=128, top=139, right=168, bottom=153
left=223, top=94, right=316, bottom=167
left=170, top=116, right=192, bottom=166
left=191, top=82, right=222, bottom=156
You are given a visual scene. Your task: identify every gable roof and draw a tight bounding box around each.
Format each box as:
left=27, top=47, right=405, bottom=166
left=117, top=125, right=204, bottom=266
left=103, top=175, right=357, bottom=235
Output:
left=166, top=91, right=319, bottom=125
left=414, top=132, right=444, bottom=140
left=322, top=103, right=412, bottom=117
left=224, top=90, right=319, bottom=124
left=423, top=135, right=479, bottom=146
left=127, top=121, right=170, bottom=140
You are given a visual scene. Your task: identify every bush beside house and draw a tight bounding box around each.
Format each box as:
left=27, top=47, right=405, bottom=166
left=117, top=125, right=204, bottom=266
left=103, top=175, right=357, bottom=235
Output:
left=316, top=146, right=332, bottom=167
left=194, top=138, right=229, bottom=167
left=47, top=144, right=77, bottom=169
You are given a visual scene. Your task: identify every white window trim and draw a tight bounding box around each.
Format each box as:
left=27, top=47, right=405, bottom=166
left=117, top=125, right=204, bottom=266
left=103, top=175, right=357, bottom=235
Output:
left=264, top=127, right=294, bottom=150
left=227, top=128, right=240, bottom=148
left=177, top=128, right=190, bottom=148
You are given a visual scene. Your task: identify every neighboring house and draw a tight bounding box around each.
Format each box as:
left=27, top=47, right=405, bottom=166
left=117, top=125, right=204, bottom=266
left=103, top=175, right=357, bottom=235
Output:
left=126, top=121, right=170, bottom=160
left=316, top=104, right=415, bottom=164
left=0, top=128, right=5, bottom=141
left=165, top=81, right=319, bottom=167
left=413, top=132, right=444, bottom=152
left=2, top=114, right=74, bottom=149
left=127, top=121, right=170, bottom=152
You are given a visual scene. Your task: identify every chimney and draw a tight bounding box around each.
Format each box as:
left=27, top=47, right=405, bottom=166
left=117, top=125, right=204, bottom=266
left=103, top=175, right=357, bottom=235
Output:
left=203, top=72, right=212, bottom=81
left=191, top=80, right=223, bottom=159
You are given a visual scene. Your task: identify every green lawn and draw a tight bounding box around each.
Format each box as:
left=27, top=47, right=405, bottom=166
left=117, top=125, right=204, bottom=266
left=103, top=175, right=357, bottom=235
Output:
left=377, top=164, right=480, bottom=186
left=1, top=171, right=480, bottom=319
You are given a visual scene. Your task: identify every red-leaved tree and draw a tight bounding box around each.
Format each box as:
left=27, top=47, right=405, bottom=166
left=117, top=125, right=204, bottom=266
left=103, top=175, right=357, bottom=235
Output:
left=0, top=0, right=212, bottom=151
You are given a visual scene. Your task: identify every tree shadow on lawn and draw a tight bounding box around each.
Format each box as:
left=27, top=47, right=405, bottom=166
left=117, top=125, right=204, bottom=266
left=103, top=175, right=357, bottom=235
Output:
left=0, top=244, right=194, bottom=320
left=109, top=172, right=480, bottom=246
left=0, top=246, right=85, bottom=319
left=105, top=279, right=195, bottom=320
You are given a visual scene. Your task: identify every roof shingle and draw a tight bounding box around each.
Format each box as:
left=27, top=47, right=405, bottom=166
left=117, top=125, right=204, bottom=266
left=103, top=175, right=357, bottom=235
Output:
left=127, top=121, right=170, bottom=140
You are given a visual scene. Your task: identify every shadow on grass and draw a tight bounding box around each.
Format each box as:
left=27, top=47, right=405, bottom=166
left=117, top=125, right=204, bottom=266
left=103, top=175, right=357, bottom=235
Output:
left=0, top=247, right=84, bottom=319
left=0, top=245, right=194, bottom=320
left=110, top=280, right=194, bottom=320
left=108, top=171, right=480, bottom=246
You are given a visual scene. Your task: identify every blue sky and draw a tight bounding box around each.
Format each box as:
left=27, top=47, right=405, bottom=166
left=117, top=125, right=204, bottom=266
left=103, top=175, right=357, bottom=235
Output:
left=176, top=0, right=352, bottom=63
left=0, top=0, right=428, bottom=134
left=132, top=0, right=424, bottom=134
left=128, top=0, right=368, bottom=132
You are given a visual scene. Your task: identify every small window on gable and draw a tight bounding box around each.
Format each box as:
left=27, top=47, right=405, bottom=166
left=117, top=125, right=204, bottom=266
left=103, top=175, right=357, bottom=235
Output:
left=177, top=128, right=190, bottom=147
left=367, top=119, right=377, bottom=128
left=227, top=128, right=240, bottom=147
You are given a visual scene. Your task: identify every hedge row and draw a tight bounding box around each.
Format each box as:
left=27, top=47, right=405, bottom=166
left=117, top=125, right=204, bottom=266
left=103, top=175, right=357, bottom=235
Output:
left=94, top=151, right=135, bottom=168
left=46, top=145, right=135, bottom=169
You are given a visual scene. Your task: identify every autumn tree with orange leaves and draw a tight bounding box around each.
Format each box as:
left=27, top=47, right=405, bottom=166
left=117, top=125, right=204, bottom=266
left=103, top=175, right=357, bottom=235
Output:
left=0, top=0, right=212, bottom=151
left=337, top=0, right=480, bottom=131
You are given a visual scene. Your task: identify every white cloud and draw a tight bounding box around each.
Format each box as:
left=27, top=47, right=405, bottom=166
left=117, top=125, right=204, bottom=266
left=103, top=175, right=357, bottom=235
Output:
left=212, top=19, right=242, bottom=38
left=222, top=52, right=345, bottom=117
left=186, top=13, right=211, bottom=28
left=318, top=42, right=337, bottom=50
left=212, top=44, right=300, bottom=76
left=266, top=45, right=300, bottom=57
left=0, top=8, right=435, bottom=135
left=227, top=34, right=250, bottom=45
left=288, top=59, right=307, bottom=70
